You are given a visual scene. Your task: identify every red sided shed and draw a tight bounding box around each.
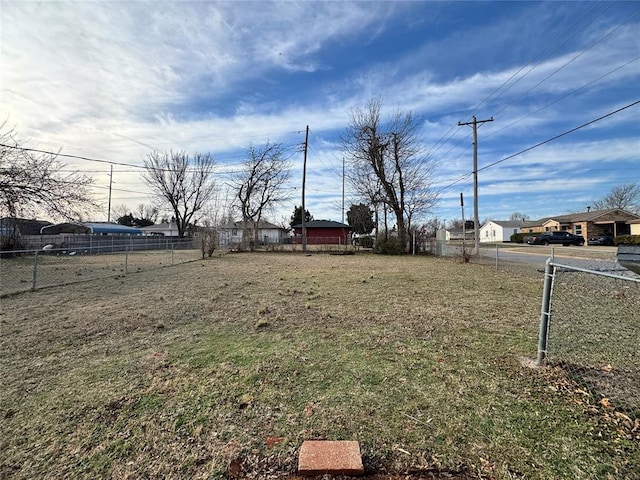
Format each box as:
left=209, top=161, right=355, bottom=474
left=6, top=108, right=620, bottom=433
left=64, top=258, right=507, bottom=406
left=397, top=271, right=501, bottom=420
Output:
left=293, top=220, right=352, bottom=245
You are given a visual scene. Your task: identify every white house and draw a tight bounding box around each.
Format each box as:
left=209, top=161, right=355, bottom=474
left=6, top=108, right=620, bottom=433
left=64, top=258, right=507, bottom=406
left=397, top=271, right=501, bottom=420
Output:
left=218, top=220, right=287, bottom=246
left=436, top=229, right=474, bottom=241
left=480, top=220, right=526, bottom=243
left=141, top=222, right=180, bottom=236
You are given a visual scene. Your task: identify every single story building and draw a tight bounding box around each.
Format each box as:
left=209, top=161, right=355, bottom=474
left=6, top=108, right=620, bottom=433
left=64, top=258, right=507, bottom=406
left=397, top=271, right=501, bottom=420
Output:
left=480, top=220, right=527, bottom=243
left=140, top=222, right=180, bottom=237
left=520, top=208, right=640, bottom=239
left=436, top=229, right=474, bottom=242
left=218, top=220, right=288, bottom=246
left=292, top=220, right=352, bottom=245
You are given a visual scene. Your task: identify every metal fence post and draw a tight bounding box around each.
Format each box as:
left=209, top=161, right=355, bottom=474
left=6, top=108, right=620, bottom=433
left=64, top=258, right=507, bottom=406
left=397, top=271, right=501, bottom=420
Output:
left=171, top=243, right=175, bottom=264
left=124, top=249, right=128, bottom=274
left=495, top=244, right=499, bottom=270
left=537, top=258, right=555, bottom=365
left=32, top=250, right=39, bottom=290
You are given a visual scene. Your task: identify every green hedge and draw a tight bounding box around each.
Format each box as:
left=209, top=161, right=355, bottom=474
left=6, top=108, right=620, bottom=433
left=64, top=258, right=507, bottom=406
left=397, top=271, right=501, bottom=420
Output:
left=614, top=235, right=640, bottom=246
left=353, top=235, right=374, bottom=248
left=374, top=236, right=405, bottom=255
left=510, top=233, right=527, bottom=243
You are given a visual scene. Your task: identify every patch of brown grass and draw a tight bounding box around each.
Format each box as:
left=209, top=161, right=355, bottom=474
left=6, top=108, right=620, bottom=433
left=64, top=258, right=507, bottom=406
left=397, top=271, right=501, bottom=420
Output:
left=1, top=252, right=636, bottom=479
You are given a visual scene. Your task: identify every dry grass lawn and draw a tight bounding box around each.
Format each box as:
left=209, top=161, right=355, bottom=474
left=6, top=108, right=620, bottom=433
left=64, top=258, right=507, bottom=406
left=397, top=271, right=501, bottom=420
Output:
left=1, top=252, right=637, bottom=479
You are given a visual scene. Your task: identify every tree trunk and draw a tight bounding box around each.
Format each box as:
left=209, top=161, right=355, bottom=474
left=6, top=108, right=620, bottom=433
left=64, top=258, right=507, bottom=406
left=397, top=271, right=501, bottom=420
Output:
left=252, top=220, right=260, bottom=249
left=241, top=220, right=253, bottom=251
left=383, top=206, right=388, bottom=240
left=393, top=208, right=407, bottom=251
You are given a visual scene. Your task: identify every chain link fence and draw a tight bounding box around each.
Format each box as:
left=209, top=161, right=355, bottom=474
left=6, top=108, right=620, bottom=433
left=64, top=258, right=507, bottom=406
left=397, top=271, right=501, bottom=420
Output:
left=537, top=260, right=640, bottom=417
left=468, top=244, right=624, bottom=279
left=0, top=245, right=202, bottom=296
left=430, top=241, right=639, bottom=416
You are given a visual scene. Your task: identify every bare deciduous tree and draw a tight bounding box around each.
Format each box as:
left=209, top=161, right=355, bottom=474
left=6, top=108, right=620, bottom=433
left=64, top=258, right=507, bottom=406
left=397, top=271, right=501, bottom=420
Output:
left=342, top=99, right=438, bottom=250
left=0, top=124, right=96, bottom=221
left=135, top=203, right=159, bottom=225
left=113, top=203, right=159, bottom=227
left=592, top=183, right=640, bottom=214
left=111, top=203, right=132, bottom=222
left=509, top=212, right=530, bottom=222
left=232, top=142, right=291, bottom=249
left=142, top=150, right=216, bottom=238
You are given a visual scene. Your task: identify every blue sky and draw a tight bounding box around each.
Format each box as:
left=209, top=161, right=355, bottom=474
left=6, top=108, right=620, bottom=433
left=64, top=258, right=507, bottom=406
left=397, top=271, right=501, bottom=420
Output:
left=2, top=1, right=639, bottom=226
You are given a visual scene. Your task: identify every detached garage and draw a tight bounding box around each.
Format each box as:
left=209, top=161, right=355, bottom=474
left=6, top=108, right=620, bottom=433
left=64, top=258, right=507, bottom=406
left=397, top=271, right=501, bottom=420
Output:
left=292, top=220, right=352, bottom=245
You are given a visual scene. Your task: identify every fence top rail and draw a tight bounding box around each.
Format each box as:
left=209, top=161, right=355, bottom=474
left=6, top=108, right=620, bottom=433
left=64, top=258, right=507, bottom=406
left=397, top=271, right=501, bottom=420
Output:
left=550, top=260, right=640, bottom=283
left=1, top=243, right=196, bottom=256
left=1, top=249, right=41, bottom=255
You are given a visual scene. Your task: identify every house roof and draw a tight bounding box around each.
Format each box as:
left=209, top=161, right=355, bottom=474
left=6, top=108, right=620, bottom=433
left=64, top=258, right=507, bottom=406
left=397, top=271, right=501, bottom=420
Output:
left=483, top=220, right=527, bottom=228
left=219, top=220, right=284, bottom=230
left=41, top=222, right=143, bottom=235
left=522, top=218, right=551, bottom=228
left=141, top=222, right=178, bottom=232
left=0, top=217, right=52, bottom=235
left=292, top=220, right=351, bottom=229
left=523, top=208, right=640, bottom=227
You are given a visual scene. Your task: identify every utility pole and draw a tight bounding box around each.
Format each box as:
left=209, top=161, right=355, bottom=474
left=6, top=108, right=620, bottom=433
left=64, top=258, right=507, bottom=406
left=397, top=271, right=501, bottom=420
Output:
left=301, top=125, right=309, bottom=252
left=341, top=157, right=345, bottom=224
left=458, top=115, right=493, bottom=255
left=460, top=192, right=466, bottom=259
left=107, top=164, right=113, bottom=222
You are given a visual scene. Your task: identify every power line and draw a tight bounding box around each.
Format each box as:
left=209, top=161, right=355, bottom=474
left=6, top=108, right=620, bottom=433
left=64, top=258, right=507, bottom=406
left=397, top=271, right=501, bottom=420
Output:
left=488, top=10, right=640, bottom=121
left=422, top=5, right=636, bottom=175
left=477, top=100, right=639, bottom=174
left=424, top=2, right=615, bottom=166
left=0, top=144, right=146, bottom=169
left=472, top=2, right=616, bottom=117
left=483, top=55, right=640, bottom=142
left=437, top=100, right=639, bottom=193
left=0, top=140, right=302, bottom=173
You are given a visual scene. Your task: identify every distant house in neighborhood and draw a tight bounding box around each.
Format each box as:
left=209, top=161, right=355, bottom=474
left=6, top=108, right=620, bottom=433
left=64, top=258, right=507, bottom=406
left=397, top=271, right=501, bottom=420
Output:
left=520, top=209, right=640, bottom=239
left=480, top=220, right=527, bottom=243
left=140, top=222, right=180, bottom=237
left=218, top=220, right=287, bottom=246
left=40, top=222, right=143, bottom=235
left=0, top=217, right=52, bottom=236
left=436, top=229, right=474, bottom=242
left=292, top=220, right=352, bottom=245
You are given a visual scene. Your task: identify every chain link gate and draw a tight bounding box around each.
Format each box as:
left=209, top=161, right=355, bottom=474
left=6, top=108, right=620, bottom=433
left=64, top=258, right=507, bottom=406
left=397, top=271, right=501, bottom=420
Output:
left=537, top=259, right=640, bottom=417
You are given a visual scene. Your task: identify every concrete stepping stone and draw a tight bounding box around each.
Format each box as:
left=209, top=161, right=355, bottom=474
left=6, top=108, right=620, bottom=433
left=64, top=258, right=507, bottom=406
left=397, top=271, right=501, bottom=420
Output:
left=298, top=440, right=364, bottom=476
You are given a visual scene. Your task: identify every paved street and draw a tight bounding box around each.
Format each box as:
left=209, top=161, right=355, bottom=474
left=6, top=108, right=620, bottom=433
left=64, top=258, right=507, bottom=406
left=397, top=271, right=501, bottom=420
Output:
left=477, top=245, right=637, bottom=276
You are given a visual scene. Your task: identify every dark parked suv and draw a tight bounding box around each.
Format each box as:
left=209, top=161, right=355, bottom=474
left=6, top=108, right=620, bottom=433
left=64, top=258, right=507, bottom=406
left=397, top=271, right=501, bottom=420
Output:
left=527, top=231, right=585, bottom=246
left=588, top=235, right=615, bottom=246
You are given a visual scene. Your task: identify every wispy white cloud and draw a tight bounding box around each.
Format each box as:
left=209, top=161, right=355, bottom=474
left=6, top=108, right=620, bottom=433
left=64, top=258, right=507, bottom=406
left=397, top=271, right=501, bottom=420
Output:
left=2, top=1, right=638, bottom=223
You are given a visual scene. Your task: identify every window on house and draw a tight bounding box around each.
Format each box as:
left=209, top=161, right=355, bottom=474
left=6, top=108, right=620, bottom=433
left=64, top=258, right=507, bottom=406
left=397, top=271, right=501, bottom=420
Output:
left=575, top=225, right=582, bottom=235
left=232, top=229, right=238, bottom=235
